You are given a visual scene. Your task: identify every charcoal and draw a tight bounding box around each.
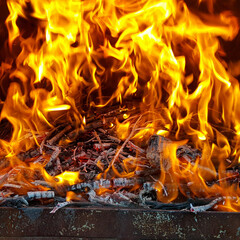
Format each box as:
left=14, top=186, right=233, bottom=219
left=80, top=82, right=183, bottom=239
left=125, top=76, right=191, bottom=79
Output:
left=146, top=135, right=201, bottom=167
left=18, top=149, right=40, bottom=161
left=47, top=125, right=72, bottom=145
left=177, top=145, right=201, bottom=162
left=146, top=135, right=171, bottom=167
left=87, top=190, right=138, bottom=208
left=27, top=191, right=55, bottom=200
left=69, top=178, right=144, bottom=193
left=112, top=178, right=143, bottom=187
left=50, top=201, right=71, bottom=213
left=69, top=179, right=111, bottom=192
left=145, top=198, right=217, bottom=210
left=0, top=196, right=29, bottom=208
left=0, top=117, right=235, bottom=212
left=190, top=197, right=223, bottom=213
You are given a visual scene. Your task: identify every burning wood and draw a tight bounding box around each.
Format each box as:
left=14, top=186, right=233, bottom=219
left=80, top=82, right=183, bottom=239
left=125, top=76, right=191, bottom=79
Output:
left=27, top=191, right=55, bottom=200
left=45, top=145, right=61, bottom=169
left=69, top=177, right=143, bottom=193
left=0, top=0, right=239, bottom=213
left=0, top=114, right=239, bottom=211
left=147, top=135, right=201, bottom=166
left=47, top=125, right=72, bottom=145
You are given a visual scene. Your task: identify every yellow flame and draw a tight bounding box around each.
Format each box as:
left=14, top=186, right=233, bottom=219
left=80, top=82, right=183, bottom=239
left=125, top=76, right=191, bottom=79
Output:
left=44, top=104, right=71, bottom=112
left=55, top=171, right=79, bottom=186
left=0, top=0, right=239, bottom=210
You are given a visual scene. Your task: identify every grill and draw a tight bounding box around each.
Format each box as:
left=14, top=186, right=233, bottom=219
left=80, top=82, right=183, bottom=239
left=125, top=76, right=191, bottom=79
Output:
left=1, top=206, right=239, bottom=239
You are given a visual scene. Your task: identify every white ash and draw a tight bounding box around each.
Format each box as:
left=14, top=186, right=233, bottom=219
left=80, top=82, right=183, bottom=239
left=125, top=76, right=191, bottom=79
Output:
left=190, top=197, right=222, bottom=213
left=50, top=201, right=71, bottom=214
left=27, top=191, right=55, bottom=199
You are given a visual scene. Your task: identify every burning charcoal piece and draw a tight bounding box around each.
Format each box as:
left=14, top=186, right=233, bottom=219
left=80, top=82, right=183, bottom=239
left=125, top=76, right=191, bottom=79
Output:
left=45, top=146, right=61, bottom=169
left=145, top=200, right=191, bottom=210
left=98, top=179, right=111, bottom=189
left=0, top=196, right=29, bottom=208
left=135, top=168, right=160, bottom=177
left=87, top=190, right=137, bottom=207
left=69, top=178, right=143, bottom=193
left=71, top=182, right=94, bottom=192
left=176, top=145, right=201, bottom=162
left=17, top=148, right=40, bottom=161
left=126, top=141, right=145, bottom=153
left=139, top=182, right=157, bottom=203
left=143, top=182, right=154, bottom=191
left=27, top=191, right=55, bottom=200
left=190, top=197, right=223, bottom=213
left=144, top=198, right=216, bottom=210
left=47, top=125, right=72, bottom=145
left=93, top=143, right=111, bottom=151
left=146, top=135, right=171, bottom=167
left=112, top=178, right=143, bottom=188
left=69, top=179, right=111, bottom=192
left=146, top=135, right=201, bottom=166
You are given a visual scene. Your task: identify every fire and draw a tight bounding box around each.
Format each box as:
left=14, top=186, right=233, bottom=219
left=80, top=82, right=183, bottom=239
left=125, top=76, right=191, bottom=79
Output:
left=0, top=0, right=239, bottom=211
left=54, top=171, right=79, bottom=186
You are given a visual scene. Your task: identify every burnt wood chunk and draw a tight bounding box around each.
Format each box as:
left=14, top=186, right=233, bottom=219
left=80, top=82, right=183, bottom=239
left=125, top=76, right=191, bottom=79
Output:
left=146, top=135, right=171, bottom=167
left=146, top=135, right=201, bottom=167
left=176, top=144, right=201, bottom=162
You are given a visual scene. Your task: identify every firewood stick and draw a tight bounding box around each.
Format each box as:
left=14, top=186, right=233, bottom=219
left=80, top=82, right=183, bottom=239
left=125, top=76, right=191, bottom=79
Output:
left=93, top=130, right=104, bottom=151
left=3, top=183, right=21, bottom=189
left=110, top=115, right=142, bottom=167
left=40, top=124, right=66, bottom=153
left=190, top=197, right=223, bottom=213
left=47, top=125, right=72, bottom=145
left=27, top=190, right=55, bottom=200
left=18, top=149, right=40, bottom=161
left=32, top=180, right=51, bottom=188
left=45, top=147, right=61, bottom=168
left=127, top=141, right=145, bottom=153
left=0, top=173, right=9, bottom=187
left=50, top=201, right=71, bottom=213
left=106, top=135, right=121, bottom=144
left=68, top=177, right=143, bottom=192
left=146, top=135, right=217, bottom=176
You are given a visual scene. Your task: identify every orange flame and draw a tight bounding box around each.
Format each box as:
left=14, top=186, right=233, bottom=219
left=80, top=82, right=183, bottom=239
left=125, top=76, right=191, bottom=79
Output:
left=0, top=0, right=240, bottom=210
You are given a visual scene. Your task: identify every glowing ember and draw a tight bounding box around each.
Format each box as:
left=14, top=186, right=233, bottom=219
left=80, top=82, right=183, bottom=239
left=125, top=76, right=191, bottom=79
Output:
left=0, top=0, right=239, bottom=211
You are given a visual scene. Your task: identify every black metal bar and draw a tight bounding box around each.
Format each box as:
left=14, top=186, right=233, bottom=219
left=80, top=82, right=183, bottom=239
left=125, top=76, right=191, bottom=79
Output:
left=0, top=206, right=239, bottom=239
